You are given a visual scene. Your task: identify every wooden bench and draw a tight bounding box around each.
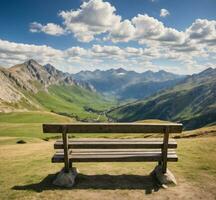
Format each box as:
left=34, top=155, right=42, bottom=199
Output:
left=43, top=123, right=182, bottom=176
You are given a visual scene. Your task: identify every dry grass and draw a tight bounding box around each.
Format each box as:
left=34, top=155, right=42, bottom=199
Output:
left=0, top=136, right=216, bottom=200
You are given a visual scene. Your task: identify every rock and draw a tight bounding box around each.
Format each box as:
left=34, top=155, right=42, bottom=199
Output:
left=16, top=140, right=26, bottom=144
left=53, top=167, right=78, bottom=188
left=151, top=165, right=177, bottom=186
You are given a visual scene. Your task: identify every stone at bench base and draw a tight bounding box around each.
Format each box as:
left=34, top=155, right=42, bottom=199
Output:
left=53, top=167, right=78, bottom=188
left=151, top=165, right=177, bottom=187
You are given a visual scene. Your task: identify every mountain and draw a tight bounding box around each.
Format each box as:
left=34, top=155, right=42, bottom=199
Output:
left=72, top=68, right=185, bottom=99
left=44, top=64, right=95, bottom=91
left=107, top=67, right=216, bottom=130
left=0, top=60, right=115, bottom=121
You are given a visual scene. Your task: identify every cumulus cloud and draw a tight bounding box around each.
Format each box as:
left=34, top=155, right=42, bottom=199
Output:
left=29, top=0, right=215, bottom=56
left=59, top=0, right=121, bottom=42
left=186, top=19, right=216, bottom=45
left=160, top=9, right=170, bottom=17
left=108, top=20, right=135, bottom=42
left=131, top=14, right=184, bottom=45
left=0, top=39, right=63, bottom=66
left=0, top=38, right=215, bottom=74
left=30, top=22, right=65, bottom=36
left=10, top=0, right=216, bottom=73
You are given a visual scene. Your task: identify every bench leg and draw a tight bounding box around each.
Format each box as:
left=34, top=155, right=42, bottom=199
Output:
left=69, top=160, right=72, bottom=169
left=62, top=130, right=70, bottom=173
left=162, top=127, right=169, bottom=173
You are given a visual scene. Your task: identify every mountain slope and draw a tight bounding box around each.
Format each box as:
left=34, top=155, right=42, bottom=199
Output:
left=73, top=68, right=185, bottom=99
left=108, top=68, right=216, bottom=129
left=118, top=79, right=182, bottom=100
left=0, top=60, right=115, bottom=121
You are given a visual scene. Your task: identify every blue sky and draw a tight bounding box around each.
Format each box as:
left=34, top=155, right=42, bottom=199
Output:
left=0, top=0, right=216, bottom=74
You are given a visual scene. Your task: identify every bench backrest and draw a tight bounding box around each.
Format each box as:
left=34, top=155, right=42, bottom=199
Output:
left=43, top=123, right=182, bottom=134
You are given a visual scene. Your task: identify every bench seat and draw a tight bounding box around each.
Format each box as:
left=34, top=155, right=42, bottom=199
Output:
left=52, top=149, right=178, bottom=162
left=54, top=138, right=177, bottom=149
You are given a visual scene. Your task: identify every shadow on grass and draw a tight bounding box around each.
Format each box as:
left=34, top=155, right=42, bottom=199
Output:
left=12, top=173, right=161, bottom=194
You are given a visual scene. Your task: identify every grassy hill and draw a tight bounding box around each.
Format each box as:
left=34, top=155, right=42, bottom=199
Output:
left=108, top=68, right=216, bottom=130
left=33, top=84, right=116, bottom=122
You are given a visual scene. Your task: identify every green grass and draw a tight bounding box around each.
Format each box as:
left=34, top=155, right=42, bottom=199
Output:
left=0, top=111, right=74, bottom=139
left=0, top=111, right=74, bottom=123
left=34, top=85, right=116, bottom=121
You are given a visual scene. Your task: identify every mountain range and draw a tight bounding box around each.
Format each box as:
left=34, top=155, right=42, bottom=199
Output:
left=0, top=59, right=114, bottom=121
left=72, top=68, right=185, bottom=99
left=108, top=67, right=216, bottom=130
left=0, top=59, right=215, bottom=129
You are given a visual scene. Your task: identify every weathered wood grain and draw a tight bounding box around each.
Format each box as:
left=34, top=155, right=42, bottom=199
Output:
left=54, top=139, right=177, bottom=149
left=162, top=126, right=170, bottom=173
left=43, top=123, right=182, bottom=134
left=62, top=126, right=70, bottom=173
left=52, top=151, right=178, bottom=163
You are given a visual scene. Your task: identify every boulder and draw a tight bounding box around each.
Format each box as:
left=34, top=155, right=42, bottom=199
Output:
left=151, top=165, right=177, bottom=187
left=53, top=167, right=78, bottom=188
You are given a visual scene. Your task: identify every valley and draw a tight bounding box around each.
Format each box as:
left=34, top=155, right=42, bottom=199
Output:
left=108, top=67, right=216, bottom=130
left=0, top=60, right=116, bottom=122
left=0, top=59, right=216, bottom=130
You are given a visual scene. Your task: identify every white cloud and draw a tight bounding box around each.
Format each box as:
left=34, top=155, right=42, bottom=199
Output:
left=6, top=0, right=216, bottom=74
left=59, top=0, right=121, bottom=42
left=0, top=38, right=215, bottom=74
left=132, top=14, right=165, bottom=40
left=186, top=19, right=216, bottom=45
left=131, top=14, right=184, bottom=44
left=160, top=9, right=170, bottom=18
left=29, top=0, right=215, bottom=56
left=0, top=39, right=63, bottom=66
left=92, top=45, right=122, bottom=56
left=30, top=22, right=65, bottom=36
left=108, top=20, right=135, bottom=42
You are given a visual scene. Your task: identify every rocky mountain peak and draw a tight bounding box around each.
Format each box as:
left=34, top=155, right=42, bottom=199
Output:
left=199, top=67, right=215, bottom=76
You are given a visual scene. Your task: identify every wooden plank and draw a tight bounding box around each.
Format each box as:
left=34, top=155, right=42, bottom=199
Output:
left=55, top=149, right=177, bottom=154
left=62, top=126, right=70, bottom=173
left=55, top=138, right=177, bottom=142
left=54, top=139, right=177, bottom=149
left=52, top=152, right=178, bottom=163
left=43, top=123, right=182, bottom=134
left=162, top=126, right=169, bottom=173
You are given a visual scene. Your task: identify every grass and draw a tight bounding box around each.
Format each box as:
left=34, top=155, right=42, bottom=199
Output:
left=0, top=112, right=215, bottom=140
left=0, top=113, right=170, bottom=139
left=0, top=111, right=74, bottom=139
left=34, top=85, right=116, bottom=121
left=0, top=136, right=216, bottom=199
left=1, top=112, right=216, bottom=199
left=0, top=111, right=74, bottom=123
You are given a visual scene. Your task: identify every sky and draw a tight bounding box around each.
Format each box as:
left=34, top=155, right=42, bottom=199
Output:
left=0, top=0, right=216, bottom=74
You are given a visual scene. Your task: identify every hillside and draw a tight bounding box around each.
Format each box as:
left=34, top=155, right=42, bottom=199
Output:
left=108, top=68, right=216, bottom=130
left=73, top=68, right=185, bottom=100
left=0, top=60, right=115, bottom=121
